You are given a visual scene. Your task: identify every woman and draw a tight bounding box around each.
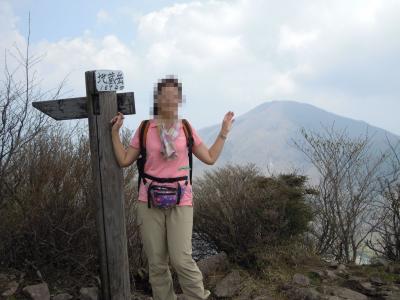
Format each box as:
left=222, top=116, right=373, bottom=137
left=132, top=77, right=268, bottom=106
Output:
left=110, top=77, right=234, bottom=300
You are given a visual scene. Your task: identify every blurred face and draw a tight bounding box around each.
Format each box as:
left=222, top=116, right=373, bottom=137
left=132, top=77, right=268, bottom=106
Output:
left=157, top=85, right=181, bottom=117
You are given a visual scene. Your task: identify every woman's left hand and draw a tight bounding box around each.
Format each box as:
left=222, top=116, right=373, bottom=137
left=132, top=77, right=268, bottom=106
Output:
left=221, top=111, right=235, bottom=135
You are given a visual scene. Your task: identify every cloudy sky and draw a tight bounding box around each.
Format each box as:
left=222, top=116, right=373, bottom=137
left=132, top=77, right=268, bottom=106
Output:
left=1, top=0, right=399, bottom=135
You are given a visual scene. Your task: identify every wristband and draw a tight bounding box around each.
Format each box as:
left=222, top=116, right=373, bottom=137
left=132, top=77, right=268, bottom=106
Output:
left=219, top=133, right=227, bottom=140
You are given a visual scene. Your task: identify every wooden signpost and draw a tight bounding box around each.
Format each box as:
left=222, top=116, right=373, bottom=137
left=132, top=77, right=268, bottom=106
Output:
left=32, top=70, right=135, bottom=300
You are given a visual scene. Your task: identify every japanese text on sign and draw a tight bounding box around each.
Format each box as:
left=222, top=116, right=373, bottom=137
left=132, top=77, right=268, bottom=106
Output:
left=95, top=70, right=125, bottom=92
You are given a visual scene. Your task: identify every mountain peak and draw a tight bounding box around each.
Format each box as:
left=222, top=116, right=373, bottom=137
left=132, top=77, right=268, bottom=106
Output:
left=195, top=100, right=399, bottom=179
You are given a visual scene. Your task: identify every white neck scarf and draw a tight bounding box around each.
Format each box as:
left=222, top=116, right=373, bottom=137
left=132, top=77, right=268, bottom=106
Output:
left=158, top=119, right=180, bottom=160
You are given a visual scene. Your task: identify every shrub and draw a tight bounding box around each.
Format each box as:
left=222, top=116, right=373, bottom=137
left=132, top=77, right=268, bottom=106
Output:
left=0, top=125, right=146, bottom=290
left=193, top=163, right=314, bottom=269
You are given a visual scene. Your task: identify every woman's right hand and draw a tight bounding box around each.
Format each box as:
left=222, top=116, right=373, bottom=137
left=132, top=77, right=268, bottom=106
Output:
left=110, top=112, right=124, bottom=132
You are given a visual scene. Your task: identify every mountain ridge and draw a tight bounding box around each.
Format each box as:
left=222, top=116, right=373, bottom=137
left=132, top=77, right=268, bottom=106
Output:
left=194, top=100, right=399, bottom=180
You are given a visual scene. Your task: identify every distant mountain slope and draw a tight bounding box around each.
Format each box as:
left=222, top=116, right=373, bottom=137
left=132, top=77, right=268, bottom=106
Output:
left=194, top=100, right=399, bottom=181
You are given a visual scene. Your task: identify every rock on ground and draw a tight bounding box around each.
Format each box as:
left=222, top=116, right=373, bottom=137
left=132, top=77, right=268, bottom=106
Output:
left=213, top=270, right=241, bottom=298
left=22, top=282, right=50, bottom=300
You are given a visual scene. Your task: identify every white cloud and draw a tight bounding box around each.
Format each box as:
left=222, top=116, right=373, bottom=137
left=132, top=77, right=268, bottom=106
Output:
left=356, top=0, right=384, bottom=26
left=1, top=0, right=399, bottom=135
left=136, top=1, right=248, bottom=70
left=32, top=34, right=140, bottom=98
left=0, top=2, right=27, bottom=71
left=278, top=26, right=320, bottom=50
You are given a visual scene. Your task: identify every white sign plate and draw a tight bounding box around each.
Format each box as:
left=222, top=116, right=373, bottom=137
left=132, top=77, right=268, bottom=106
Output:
left=95, top=70, right=125, bottom=92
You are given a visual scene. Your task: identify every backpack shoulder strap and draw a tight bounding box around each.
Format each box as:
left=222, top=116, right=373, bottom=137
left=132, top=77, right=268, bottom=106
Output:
left=137, top=120, right=150, bottom=192
left=182, top=119, right=193, bottom=138
left=139, top=119, right=150, bottom=152
left=182, top=119, right=194, bottom=184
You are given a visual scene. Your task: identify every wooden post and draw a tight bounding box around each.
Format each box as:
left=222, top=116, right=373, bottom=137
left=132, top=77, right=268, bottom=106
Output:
left=33, top=70, right=135, bottom=300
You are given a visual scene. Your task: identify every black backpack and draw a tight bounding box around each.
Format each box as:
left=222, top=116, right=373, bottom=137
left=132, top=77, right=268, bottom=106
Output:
left=136, top=119, right=194, bottom=208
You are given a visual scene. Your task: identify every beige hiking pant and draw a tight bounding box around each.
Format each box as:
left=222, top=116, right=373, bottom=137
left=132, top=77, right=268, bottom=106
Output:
left=136, top=201, right=211, bottom=300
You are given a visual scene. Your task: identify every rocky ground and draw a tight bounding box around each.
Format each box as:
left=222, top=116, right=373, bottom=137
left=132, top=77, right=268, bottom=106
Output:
left=1, top=253, right=400, bottom=300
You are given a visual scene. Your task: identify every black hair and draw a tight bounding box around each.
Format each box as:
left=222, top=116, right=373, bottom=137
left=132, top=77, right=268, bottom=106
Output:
left=152, top=75, right=182, bottom=116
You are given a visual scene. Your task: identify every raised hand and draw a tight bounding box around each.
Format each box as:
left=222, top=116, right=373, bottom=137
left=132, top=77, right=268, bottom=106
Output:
left=221, top=111, right=235, bottom=135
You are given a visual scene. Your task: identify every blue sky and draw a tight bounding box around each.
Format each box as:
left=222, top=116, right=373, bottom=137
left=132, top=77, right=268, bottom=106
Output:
left=11, top=0, right=186, bottom=43
left=1, top=0, right=400, bottom=135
